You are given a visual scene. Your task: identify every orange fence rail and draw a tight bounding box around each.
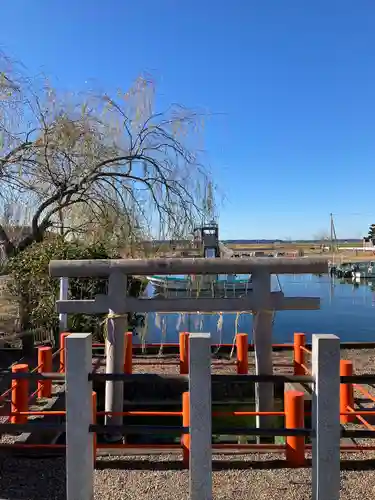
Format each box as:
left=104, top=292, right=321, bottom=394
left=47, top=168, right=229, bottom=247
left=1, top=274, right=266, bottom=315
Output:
left=11, top=364, right=28, bottom=424
left=285, top=390, right=305, bottom=467
left=60, top=331, right=252, bottom=376
left=293, top=332, right=312, bottom=376
left=2, top=331, right=375, bottom=465
left=2, top=368, right=375, bottom=464
left=293, top=333, right=375, bottom=433
left=37, top=347, right=52, bottom=398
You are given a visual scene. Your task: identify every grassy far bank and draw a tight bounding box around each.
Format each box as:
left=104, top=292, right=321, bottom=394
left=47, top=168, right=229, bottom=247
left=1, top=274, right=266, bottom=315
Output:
left=224, top=242, right=375, bottom=266
left=226, top=242, right=364, bottom=251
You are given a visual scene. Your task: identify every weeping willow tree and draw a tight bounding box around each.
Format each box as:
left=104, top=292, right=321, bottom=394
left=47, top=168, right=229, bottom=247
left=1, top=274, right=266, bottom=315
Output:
left=0, top=53, right=218, bottom=259
left=0, top=52, right=220, bottom=352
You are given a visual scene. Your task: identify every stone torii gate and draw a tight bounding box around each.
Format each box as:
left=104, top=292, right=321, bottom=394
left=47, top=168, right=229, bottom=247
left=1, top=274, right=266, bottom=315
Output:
left=49, top=257, right=327, bottom=436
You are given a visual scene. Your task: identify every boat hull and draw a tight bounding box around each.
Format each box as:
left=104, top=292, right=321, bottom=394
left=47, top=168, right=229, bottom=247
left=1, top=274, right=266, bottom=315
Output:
left=147, top=275, right=253, bottom=293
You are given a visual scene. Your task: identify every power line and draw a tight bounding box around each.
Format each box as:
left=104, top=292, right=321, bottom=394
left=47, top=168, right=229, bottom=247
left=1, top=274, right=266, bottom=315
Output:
left=330, top=212, right=375, bottom=217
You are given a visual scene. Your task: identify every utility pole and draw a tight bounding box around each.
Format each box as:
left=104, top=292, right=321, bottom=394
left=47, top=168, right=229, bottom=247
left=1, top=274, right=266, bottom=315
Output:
left=330, top=213, right=338, bottom=253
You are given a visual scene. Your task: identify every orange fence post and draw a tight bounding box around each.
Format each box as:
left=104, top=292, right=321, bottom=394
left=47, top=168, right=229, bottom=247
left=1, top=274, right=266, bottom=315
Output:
left=236, top=333, right=248, bottom=374
left=340, top=360, right=354, bottom=424
left=293, top=333, right=306, bottom=376
left=285, top=390, right=305, bottom=467
left=124, top=332, right=133, bottom=374
left=37, top=346, right=52, bottom=398
left=11, top=364, right=29, bottom=424
left=179, top=332, right=189, bottom=375
left=182, top=391, right=190, bottom=467
left=92, top=391, right=97, bottom=466
left=59, top=332, right=70, bottom=373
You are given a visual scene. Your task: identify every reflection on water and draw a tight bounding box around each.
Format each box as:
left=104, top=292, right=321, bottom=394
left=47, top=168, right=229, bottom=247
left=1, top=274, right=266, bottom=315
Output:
left=134, top=275, right=375, bottom=345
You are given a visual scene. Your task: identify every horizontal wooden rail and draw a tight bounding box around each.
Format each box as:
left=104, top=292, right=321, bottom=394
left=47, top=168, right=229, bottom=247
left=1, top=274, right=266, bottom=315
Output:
left=0, top=422, right=65, bottom=433
left=2, top=370, right=375, bottom=384
left=0, top=421, right=370, bottom=439
left=342, top=429, right=375, bottom=438
left=97, top=410, right=285, bottom=417
left=3, top=370, right=375, bottom=384
left=90, top=424, right=187, bottom=435
left=88, top=373, right=315, bottom=383
left=6, top=408, right=375, bottom=418
left=0, top=372, right=65, bottom=381
left=89, top=424, right=312, bottom=437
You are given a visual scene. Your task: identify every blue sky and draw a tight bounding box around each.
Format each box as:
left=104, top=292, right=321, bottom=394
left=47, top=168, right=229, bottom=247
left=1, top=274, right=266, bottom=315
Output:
left=2, top=1, right=375, bottom=240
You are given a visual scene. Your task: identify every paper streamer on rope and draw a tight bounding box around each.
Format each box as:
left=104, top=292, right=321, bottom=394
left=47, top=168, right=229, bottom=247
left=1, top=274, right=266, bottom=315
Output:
left=155, top=312, right=161, bottom=330
left=139, top=313, right=148, bottom=353
left=216, top=312, right=223, bottom=335
left=235, top=311, right=241, bottom=337
left=176, top=312, right=183, bottom=332
left=193, top=311, right=201, bottom=330
left=230, top=311, right=248, bottom=358
left=158, top=315, right=167, bottom=355
left=215, top=312, right=224, bottom=352
left=199, top=311, right=204, bottom=330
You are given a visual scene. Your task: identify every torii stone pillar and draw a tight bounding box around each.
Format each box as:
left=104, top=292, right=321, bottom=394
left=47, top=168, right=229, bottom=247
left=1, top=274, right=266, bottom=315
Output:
left=252, top=270, right=274, bottom=432
left=104, top=272, right=128, bottom=442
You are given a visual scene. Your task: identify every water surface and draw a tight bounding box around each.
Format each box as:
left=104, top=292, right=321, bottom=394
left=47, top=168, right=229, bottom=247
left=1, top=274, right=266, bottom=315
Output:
left=138, top=275, right=375, bottom=344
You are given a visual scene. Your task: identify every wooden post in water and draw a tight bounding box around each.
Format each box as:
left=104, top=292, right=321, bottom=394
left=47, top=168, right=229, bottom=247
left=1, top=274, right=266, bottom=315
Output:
left=252, top=270, right=274, bottom=434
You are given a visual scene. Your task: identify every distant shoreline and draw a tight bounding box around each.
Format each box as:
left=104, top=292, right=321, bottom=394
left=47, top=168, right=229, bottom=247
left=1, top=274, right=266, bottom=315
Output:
left=224, top=238, right=362, bottom=244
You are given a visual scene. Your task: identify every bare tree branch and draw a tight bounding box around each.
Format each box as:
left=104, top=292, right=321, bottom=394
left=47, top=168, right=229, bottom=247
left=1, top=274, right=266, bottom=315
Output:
left=0, top=56, right=218, bottom=257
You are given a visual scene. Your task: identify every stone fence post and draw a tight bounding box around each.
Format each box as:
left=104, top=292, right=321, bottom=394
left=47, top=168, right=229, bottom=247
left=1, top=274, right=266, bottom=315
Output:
left=66, top=333, right=94, bottom=500
left=189, top=333, right=212, bottom=500
left=311, top=334, right=340, bottom=500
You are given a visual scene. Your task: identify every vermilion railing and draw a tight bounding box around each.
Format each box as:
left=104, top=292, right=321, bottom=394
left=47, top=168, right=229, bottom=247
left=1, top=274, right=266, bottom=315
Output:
left=1, top=331, right=375, bottom=466
left=293, top=332, right=375, bottom=433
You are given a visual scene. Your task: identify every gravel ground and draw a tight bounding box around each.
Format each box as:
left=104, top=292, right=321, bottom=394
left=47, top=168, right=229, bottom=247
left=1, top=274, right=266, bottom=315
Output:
left=0, top=452, right=375, bottom=499
left=120, top=349, right=296, bottom=376
left=93, top=452, right=375, bottom=500
left=1, top=348, right=375, bottom=499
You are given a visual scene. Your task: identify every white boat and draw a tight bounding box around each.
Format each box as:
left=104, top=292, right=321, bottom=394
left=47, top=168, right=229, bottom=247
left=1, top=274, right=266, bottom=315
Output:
left=147, top=274, right=253, bottom=294
left=351, top=261, right=375, bottom=279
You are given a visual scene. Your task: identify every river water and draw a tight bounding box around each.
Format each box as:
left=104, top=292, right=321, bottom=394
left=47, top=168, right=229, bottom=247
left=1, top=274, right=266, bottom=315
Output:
left=139, top=274, right=375, bottom=344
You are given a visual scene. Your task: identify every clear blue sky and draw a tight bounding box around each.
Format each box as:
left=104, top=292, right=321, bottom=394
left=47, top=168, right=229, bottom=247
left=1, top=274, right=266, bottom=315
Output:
left=2, top=0, right=375, bottom=240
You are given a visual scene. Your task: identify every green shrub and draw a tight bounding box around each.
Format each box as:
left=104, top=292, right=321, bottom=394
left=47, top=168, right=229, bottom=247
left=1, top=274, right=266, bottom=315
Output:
left=7, top=238, right=147, bottom=343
